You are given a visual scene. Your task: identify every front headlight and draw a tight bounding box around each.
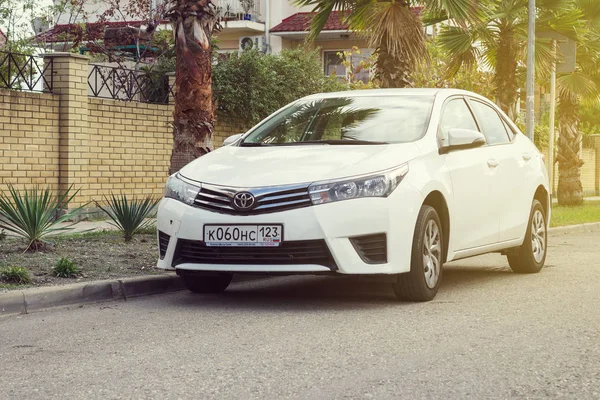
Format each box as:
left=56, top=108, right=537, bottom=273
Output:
left=164, top=174, right=201, bottom=206
left=308, top=164, right=409, bottom=205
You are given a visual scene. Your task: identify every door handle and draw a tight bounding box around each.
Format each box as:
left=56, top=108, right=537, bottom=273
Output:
left=487, top=159, right=499, bottom=168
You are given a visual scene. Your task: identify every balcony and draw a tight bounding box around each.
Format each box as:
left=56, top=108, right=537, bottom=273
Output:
left=216, top=0, right=265, bottom=33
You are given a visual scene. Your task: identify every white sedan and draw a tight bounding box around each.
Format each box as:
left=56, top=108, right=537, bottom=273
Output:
left=157, top=88, right=550, bottom=301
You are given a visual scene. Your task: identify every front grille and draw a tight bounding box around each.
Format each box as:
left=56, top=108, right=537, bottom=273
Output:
left=158, top=231, right=170, bottom=259
left=193, top=183, right=312, bottom=215
left=350, top=233, right=387, bottom=264
left=173, top=239, right=337, bottom=270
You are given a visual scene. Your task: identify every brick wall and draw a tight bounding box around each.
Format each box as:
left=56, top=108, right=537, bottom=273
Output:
left=85, top=98, right=172, bottom=202
left=0, top=90, right=60, bottom=191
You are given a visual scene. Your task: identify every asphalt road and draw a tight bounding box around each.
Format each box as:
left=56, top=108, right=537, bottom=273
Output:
left=1, top=231, right=599, bottom=399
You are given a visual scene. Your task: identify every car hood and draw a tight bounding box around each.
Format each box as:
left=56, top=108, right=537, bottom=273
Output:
left=178, top=143, right=420, bottom=187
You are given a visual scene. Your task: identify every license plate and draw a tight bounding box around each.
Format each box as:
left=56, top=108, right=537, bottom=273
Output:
left=203, top=224, right=283, bottom=247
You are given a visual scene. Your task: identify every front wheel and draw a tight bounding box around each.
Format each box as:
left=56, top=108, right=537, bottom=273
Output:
left=393, top=205, right=443, bottom=302
left=507, top=199, right=547, bottom=273
left=179, top=271, right=233, bottom=294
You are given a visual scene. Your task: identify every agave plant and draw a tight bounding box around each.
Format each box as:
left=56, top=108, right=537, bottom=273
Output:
left=0, top=185, right=84, bottom=252
left=95, top=194, right=160, bottom=242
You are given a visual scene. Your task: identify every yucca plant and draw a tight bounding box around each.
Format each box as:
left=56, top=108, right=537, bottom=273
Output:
left=0, top=185, right=85, bottom=252
left=95, top=194, right=160, bottom=242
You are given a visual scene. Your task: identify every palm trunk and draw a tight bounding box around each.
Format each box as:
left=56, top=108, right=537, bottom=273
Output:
left=556, top=93, right=584, bottom=206
left=375, top=41, right=412, bottom=88
left=494, top=22, right=518, bottom=120
left=167, top=0, right=218, bottom=175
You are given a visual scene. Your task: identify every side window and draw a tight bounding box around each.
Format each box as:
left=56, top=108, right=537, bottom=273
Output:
left=469, top=100, right=511, bottom=145
left=439, top=99, right=479, bottom=140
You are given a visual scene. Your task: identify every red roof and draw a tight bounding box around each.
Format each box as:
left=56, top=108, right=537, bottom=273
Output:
left=271, top=11, right=349, bottom=33
left=271, top=8, right=423, bottom=33
left=35, top=20, right=153, bottom=43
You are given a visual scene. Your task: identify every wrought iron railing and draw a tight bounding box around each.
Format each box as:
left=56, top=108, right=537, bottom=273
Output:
left=0, top=51, right=53, bottom=92
left=87, top=64, right=175, bottom=104
left=216, top=0, right=262, bottom=22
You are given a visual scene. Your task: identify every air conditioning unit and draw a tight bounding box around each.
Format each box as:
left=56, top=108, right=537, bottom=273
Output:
left=31, top=17, right=50, bottom=35
left=239, top=36, right=267, bottom=52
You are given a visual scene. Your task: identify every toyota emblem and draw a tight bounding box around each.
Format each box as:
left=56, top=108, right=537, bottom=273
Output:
left=232, top=192, right=256, bottom=210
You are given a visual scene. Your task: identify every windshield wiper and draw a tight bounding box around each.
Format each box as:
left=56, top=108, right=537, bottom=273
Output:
left=239, top=142, right=271, bottom=147
left=281, top=139, right=388, bottom=146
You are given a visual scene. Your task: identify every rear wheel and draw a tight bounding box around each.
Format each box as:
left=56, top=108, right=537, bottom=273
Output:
left=393, top=205, right=443, bottom=302
left=179, top=271, right=233, bottom=293
left=507, top=199, right=547, bottom=273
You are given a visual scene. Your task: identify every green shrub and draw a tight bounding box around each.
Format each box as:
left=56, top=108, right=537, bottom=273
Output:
left=0, top=266, right=31, bottom=284
left=0, top=185, right=86, bottom=252
left=213, top=46, right=346, bottom=128
left=95, top=194, right=160, bottom=242
left=53, top=257, right=80, bottom=278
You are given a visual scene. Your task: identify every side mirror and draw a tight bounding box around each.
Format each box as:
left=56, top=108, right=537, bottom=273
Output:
left=443, top=128, right=486, bottom=152
left=222, top=133, right=243, bottom=146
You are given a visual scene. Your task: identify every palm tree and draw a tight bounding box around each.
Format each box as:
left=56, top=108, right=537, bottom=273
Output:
left=436, top=0, right=573, bottom=120
left=164, top=0, right=220, bottom=174
left=294, top=0, right=484, bottom=88
left=555, top=0, right=600, bottom=206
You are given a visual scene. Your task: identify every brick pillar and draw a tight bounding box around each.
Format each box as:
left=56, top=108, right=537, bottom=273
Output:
left=43, top=53, right=90, bottom=208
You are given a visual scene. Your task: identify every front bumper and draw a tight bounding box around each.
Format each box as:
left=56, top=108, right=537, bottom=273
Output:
left=156, top=184, right=423, bottom=275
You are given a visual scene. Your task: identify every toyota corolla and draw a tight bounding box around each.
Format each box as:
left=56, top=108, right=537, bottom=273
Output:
left=156, top=88, right=550, bottom=301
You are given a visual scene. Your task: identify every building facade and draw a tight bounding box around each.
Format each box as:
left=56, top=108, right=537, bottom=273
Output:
left=39, top=0, right=377, bottom=79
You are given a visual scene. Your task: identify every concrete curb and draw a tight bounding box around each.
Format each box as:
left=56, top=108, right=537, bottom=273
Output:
left=549, top=222, right=600, bottom=236
left=0, top=273, right=271, bottom=317
left=0, top=274, right=184, bottom=317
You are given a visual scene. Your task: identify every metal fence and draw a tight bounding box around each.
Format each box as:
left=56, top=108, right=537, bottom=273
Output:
left=87, top=64, right=174, bottom=104
left=0, top=51, right=53, bottom=92
left=216, top=0, right=262, bottom=22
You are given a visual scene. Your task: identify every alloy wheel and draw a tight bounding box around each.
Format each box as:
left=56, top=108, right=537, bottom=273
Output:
left=531, top=209, right=546, bottom=263
left=423, top=219, right=442, bottom=289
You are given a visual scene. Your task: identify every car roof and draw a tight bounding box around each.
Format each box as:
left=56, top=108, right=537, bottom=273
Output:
left=301, top=88, right=486, bottom=101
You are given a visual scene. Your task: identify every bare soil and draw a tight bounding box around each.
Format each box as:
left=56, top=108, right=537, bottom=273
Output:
left=0, top=231, right=165, bottom=291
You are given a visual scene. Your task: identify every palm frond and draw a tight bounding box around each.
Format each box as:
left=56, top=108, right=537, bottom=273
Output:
left=557, top=72, right=600, bottom=102
left=423, top=0, right=489, bottom=26
left=437, top=25, right=482, bottom=76
left=351, top=1, right=427, bottom=68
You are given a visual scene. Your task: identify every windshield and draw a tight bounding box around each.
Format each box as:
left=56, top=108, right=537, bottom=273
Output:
left=240, top=95, right=435, bottom=146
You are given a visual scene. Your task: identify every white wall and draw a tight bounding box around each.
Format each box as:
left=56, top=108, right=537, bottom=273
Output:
left=54, top=0, right=143, bottom=24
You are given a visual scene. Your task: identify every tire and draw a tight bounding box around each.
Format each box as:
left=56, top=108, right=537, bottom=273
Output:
left=393, top=205, right=443, bottom=302
left=179, top=271, right=233, bottom=294
left=507, top=199, right=547, bottom=273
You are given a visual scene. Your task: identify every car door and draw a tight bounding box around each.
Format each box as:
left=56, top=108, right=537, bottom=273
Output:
left=440, top=97, right=501, bottom=251
left=467, top=98, right=526, bottom=242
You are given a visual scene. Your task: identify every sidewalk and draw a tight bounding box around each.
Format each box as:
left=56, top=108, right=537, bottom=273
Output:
left=61, top=220, right=118, bottom=234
